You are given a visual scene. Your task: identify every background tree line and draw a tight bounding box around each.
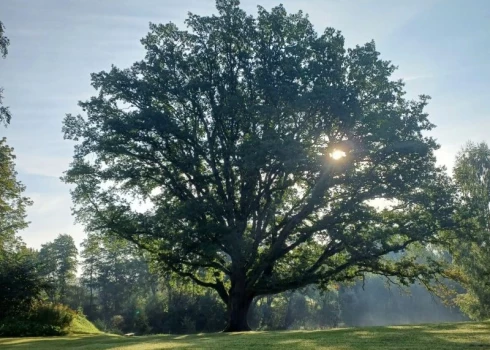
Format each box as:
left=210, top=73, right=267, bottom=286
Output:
left=14, top=233, right=463, bottom=335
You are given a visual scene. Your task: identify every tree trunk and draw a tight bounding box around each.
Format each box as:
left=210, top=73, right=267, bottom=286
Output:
left=223, top=273, right=253, bottom=332
left=282, top=295, right=293, bottom=330
left=224, top=293, right=253, bottom=332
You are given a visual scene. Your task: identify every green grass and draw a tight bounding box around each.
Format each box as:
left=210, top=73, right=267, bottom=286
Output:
left=1, top=321, right=489, bottom=349
left=67, top=314, right=103, bottom=335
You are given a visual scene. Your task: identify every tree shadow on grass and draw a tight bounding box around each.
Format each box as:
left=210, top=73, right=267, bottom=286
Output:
left=1, top=322, right=490, bottom=349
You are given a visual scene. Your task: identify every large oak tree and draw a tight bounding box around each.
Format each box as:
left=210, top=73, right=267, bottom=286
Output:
left=64, top=0, right=455, bottom=331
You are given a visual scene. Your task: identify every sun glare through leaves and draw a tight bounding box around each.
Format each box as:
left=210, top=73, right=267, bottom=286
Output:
left=330, top=149, right=346, bottom=160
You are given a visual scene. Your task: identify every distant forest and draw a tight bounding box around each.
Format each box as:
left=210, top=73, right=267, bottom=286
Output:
left=25, top=234, right=465, bottom=334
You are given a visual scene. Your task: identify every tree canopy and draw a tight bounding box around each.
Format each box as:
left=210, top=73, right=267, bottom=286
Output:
left=452, top=142, right=490, bottom=319
left=0, top=21, right=46, bottom=326
left=38, top=234, right=78, bottom=304
left=0, top=140, right=32, bottom=257
left=64, top=0, right=455, bottom=331
left=0, top=21, right=31, bottom=257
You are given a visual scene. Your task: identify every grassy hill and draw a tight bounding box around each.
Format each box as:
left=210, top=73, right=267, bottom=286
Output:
left=67, top=314, right=103, bottom=335
left=0, top=321, right=489, bottom=349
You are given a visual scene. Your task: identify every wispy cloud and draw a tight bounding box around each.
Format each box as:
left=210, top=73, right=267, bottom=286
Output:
left=402, top=74, right=435, bottom=82
left=16, top=154, right=71, bottom=178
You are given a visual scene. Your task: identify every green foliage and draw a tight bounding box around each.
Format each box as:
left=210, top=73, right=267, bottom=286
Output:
left=0, top=22, right=31, bottom=278
left=79, top=234, right=157, bottom=322
left=28, top=303, right=75, bottom=330
left=38, top=234, right=78, bottom=304
left=92, top=319, right=110, bottom=333
left=0, top=21, right=8, bottom=58
left=0, top=303, right=75, bottom=337
left=0, top=320, right=65, bottom=337
left=452, top=142, right=490, bottom=320
left=0, top=139, right=32, bottom=255
left=77, top=234, right=230, bottom=334
left=182, top=316, right=196, bottom=334
left=64, top=0, right=456, bottom=330
left=0, top=251, right=49, bottom=320
left=75, top=233, right=462, bottom=334
left=0, top=300, right=100, bottom=337
left=110, top=315, right=125, bottom=334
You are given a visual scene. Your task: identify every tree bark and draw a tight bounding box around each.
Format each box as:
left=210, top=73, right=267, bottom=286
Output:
left=223, top=274, right=253, bottom=332
left=223, top=293, right=253, bottom=332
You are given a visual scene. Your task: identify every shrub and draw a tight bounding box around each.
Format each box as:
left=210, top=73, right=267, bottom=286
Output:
left=0, top=302, right=75, bottom=337
left=29, top=302, right=75, bottom=329
left=111, top=315, right=125, bottom=331
left=0, top=319, right=64, bottom=337
left=0, top=254, right=50, bottom=320
left=182, top=316, right=196, bottom=334
left=93, top=318, right=109, bottom=332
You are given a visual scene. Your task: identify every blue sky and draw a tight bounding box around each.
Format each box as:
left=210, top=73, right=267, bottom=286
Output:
left=1, top=0, right=489, bottom=250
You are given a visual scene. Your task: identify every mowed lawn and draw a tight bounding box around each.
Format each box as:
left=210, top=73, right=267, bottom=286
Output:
left=1, top=322, right=490, bottom=350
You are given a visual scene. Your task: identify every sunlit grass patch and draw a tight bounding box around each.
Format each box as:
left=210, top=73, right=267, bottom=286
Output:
left=0, top=321, right=489, bottom=349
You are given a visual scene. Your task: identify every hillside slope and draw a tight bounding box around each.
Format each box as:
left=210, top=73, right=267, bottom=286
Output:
left=68, top=315, right=102, bottom=335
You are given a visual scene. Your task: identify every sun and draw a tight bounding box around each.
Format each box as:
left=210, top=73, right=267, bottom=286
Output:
left=330, top=149, right=346, bottom=160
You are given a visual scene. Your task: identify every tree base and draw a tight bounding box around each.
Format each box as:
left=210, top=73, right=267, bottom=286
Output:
left=224, top=288, right=253, bottom=332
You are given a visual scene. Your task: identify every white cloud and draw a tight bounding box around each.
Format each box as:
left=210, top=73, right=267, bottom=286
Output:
left=15, top=154, right=72, bottom=178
